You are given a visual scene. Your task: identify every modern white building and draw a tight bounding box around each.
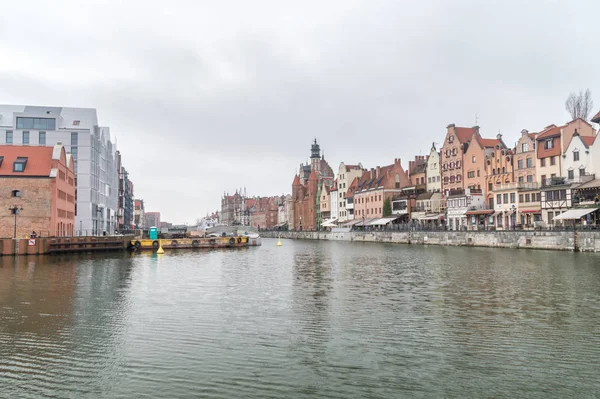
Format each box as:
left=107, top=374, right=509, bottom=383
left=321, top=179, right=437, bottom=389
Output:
left=329, top=184, right=339, bottom=221
left=0, top=105, right=119, bottom=235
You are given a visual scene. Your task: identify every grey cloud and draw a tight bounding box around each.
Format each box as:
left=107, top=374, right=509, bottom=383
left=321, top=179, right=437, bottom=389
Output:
left=1, top=0, right=599, bottom=223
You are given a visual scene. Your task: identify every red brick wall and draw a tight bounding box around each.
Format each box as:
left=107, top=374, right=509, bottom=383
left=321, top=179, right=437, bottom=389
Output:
left=0, top=178, right=52, bottom=238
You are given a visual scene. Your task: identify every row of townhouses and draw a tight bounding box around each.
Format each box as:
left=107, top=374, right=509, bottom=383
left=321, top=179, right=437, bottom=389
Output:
left=288, top=114, right=600, bottom=231
left=0, top=104, right=159, bottom=238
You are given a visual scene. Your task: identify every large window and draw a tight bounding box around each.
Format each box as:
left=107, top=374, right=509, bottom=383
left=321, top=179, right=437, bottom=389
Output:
left=71, top=132, right=78, bottom=146
left=16, top=117, right=56, bottom=130
left=573, top=151, right=579, bottom=161
left=517, top=159, right=523, bottom=169
left=522, top=143, right=528, bottom=152
left=13, top=157, right=28, bottom=172
left=39, top=131, right=46, bottom=145
left=6, top=130, right=13, bottom=144
left=526, top=158, right=533, bottom=168
left=23, top=131, right=30, bottom=145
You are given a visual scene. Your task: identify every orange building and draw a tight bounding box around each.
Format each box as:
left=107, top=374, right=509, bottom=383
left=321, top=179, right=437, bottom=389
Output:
left=0, top=143, right=75, bottom=237
left=464, top=134, right=503, bottom=194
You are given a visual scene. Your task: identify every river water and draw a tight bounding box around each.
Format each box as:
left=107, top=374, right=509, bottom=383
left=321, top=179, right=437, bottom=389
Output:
left=1, top=239, right=599, bottom=398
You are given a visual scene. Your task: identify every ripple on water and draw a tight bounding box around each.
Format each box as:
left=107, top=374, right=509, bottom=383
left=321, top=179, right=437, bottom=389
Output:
left=1, top=243, right=600, bottom=398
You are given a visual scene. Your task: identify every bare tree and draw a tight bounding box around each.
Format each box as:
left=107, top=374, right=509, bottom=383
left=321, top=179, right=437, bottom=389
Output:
left=565, top=89, right=594, bottom=120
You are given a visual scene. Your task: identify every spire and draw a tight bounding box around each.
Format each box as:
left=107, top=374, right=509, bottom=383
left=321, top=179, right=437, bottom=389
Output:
left=309, top=168, right=318, bottom=181
left=292, top=174, right=301, bottom=186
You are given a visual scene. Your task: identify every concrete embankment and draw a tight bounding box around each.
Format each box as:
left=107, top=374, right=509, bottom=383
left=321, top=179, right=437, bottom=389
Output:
left=261, top=230, right=600, bottom=252
left=0, top=236, right=133, bottom=256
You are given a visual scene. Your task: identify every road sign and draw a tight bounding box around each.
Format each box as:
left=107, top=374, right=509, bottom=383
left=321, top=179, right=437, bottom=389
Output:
left=28, top=239, right=36, bottom=246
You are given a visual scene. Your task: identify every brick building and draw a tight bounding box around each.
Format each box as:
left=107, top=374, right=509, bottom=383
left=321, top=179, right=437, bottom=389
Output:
left=0, top=143, right=75, bottom=237
left=290, top=139, right=334, bottom=230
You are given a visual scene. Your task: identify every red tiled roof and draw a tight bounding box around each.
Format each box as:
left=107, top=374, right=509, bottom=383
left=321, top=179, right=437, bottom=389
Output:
left=536, top=124, right=562, bottom=140
left=476, top=136, right=501, bottom=148
left=581, top=136, right=596, bottom=147
left=344, top=176, right=359, bottom=198
left=292, top=174, right=300, bottom=185
left=309, top=168, right=318, bottom=180
left=592, top=110, right=600, bottom=123
left=528, top=133, right=537, bottom=140
left=454, top=127, right=476, bottom=143
left=0, top=145, right=54, bottom=176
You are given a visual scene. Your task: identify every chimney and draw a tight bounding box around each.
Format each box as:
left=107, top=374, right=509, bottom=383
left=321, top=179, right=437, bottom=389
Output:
left=497, top=133, right=503, bottom=141
left=521, top=129, right=528, bottom=137
left=446, top=123, right=455, bottom=128
left=376, top=166, right=381, bottom=178
left=472, top=125, right=480, bottom=135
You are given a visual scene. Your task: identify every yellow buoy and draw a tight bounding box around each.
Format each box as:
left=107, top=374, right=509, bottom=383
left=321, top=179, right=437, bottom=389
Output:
left=156, top=239, right=165, bottom=254
left=277, top=235, right=282, bottom=246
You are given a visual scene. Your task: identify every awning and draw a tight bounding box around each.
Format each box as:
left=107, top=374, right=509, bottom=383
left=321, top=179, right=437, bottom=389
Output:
left=321, top=218, right=337, bottom=227
left=421, top=213, right=445, bottom=220
left=355, top=218, right=378, bottom=226
left=368, top=216, right=400, bottom=226
left=465, top=209, right=494, bottom=216
left=341, top=219, right=361, bottom=226
left=553, top=208, right=598, bottom=220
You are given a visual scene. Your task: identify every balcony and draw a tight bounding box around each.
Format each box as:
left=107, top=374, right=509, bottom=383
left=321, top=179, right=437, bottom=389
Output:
left=497, top=182, right=540, bottom=191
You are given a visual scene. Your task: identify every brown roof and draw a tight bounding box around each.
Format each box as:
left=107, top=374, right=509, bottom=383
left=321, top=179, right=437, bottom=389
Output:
left=581, top=136, right=596, bottom=147
left=0, top=145, right=54, bottom=176
left=528, top=133, right=537, bottom=140
left=292, top=174, right=300, bottom=185
left=454, top=127, right=476, bottom=143
left=592, top=110, right=600, bottom=124
left=344, top=176, right=359, bottom=198
left=537, top=136, right=561, bottom=158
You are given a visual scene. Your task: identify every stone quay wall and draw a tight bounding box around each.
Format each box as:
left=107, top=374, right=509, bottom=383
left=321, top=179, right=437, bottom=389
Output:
left=262, top=230, right=600, bottom=252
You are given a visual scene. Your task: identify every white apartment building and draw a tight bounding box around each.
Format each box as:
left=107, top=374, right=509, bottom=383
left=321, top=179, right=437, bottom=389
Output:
left=336, top=162, right=363, bottom=222
left=0, top=105, right=119, bottom=235
left=426, top=143, right=441, bottom=192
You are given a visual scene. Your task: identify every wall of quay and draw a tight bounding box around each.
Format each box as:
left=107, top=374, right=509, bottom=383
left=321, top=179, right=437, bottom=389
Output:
left=262, top=230, right=600, bottom=252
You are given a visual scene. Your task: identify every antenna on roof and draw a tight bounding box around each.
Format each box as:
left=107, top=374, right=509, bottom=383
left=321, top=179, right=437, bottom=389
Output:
left=475, top=113, right=478, bottom=125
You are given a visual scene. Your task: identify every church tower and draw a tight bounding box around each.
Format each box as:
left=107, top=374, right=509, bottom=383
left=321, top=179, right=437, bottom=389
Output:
left=310, top=138, right=321, bottom=173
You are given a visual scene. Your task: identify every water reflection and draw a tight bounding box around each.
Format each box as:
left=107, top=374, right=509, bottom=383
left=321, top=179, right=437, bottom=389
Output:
left=1, top=242, right=600, bottom=398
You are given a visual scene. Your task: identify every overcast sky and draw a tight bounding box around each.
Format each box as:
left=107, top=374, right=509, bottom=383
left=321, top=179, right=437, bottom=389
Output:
left=1, top=0, right=599, bottom=223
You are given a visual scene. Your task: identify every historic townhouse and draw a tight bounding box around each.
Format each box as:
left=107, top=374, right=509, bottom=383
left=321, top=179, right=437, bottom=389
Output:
left=328, top=181, right=338, bottom=223
left=485, top=146, right=520, bottom=229
left=536, top=119, right=595, bottom=186
left=410, top=191, right=445, bottom=225
left=353, top=159, right=411, bottom=228
left=562, top=132, right=596, bottom=182
left=408, top=155, right=427, bottom=188
left=426, top=143, right=441, bottom=193
left=441, top=124, right=478, bottom=194
left=464, top=133, right=503, bottom=195
left=336, top=162, right=363, bottom=222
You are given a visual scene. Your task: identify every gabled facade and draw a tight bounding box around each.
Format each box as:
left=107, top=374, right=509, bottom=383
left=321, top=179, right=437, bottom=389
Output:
left=562, top=133, right=596, bottom=182
left=441, top=124, right=478, bottom=194
left=464, top=133, right=502, bottom=195
left=426, top=143, right=441, bottom=193
left=408, top=155, right=427, bottom=188
left=514, top=129, right=537, bottom=184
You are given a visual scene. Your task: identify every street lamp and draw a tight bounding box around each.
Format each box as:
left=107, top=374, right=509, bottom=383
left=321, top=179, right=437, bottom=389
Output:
left=8, top=205, right=24, bottom=238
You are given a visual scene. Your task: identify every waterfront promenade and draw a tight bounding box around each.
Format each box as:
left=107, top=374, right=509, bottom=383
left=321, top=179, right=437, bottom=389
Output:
left=262, top=229, right=600, bottom=252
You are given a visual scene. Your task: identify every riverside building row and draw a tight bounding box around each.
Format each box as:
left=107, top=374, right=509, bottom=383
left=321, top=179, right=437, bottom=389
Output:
left=286, top=113, right=600, bottom=231
left=0, top=104, right=156, bottom=238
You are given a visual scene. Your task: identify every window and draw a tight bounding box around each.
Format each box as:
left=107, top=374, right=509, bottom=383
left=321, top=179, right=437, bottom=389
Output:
left=71, top=132, right=78, bottom=146
left=522, top=143, right=528, bottom=152
left=518, top=176, right=524, bottom=183
left=449, top=136, right=454, bottom=143
left=395, top=174, right=400, bottom=189
left=510, top=193, right=516, bottom=203
left=580, top=167, right=586, bottom=176
left=525, top=194, right=530, bottom=202
left=573, top=151, right=579, bottom=161
left=568, top=170, right=574, bottom=179
left=519, top=194, right=523, bottom=203
left=497, top=194, right=502, bottom=204
left=541, top=175, right=546, bottom=184
left=502, top=167, right=506, bottom=174
left=477, top=170, right=480, bottom=177
left=0, top=156, right=3, bottom=167
left=503, top=193, right=509, bottom=203
left=12, top=189, right=20, bottom=197
left=541, top=158, right=546, bottom=167
left=544, top=139, right=554, bottom=149
left=6, top=130, right=13, bottom=144
left=517, top=159, right=523, bottom=169
left=467, top=171, right=475, bottom=178
left=488, top=182, right=493, bottom=191
left=23, top=131, right=30, bottom=145
left=550, top=156, right=556, bottom=166
left=13, top=157, right=28, bottom=172
left=489, top=198, right=494, bottom=208
left=526, top=158, right=533, bottom=168
left=73, top=120, right=80, bottom=126
left=16, top=117, right=56, bottom=130
left=527, top=175, right=533, bottom=183
left=39, top=131, right=46, bottom=145
left=472, top=155, right=476, bottom=163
